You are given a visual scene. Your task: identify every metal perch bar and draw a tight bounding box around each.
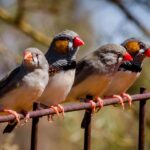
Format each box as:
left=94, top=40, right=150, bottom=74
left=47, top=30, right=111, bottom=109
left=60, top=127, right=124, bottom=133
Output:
left=0, top=92, right=150, bottom=123
left=83, top=110, right=92, bottom=150
left=138, top=88, right=147, bottom=150
left=30, top=103, right=39, bottom=150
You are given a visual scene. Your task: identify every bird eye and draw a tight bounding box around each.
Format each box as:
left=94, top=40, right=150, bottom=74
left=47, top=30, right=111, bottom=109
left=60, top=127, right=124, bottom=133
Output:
left=36, top=53, right=39, bottom=57
left=139, top=42, right=145, bottom=49
left=54, top=40, right=69, bottom=54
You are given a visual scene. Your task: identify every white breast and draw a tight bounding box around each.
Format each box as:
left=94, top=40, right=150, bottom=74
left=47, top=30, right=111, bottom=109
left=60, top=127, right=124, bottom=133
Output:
left=66, top=74, right=111, bottom=102
left=0, top=69, right=49, bottom=112
left=1, top=85, right=40, bottom=111
left=104, top=71, right=140, bottom=96
left=38, top=70, right=75, bottom=105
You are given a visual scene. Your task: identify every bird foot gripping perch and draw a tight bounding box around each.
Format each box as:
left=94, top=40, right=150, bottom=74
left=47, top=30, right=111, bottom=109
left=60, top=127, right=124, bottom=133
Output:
left=34, top=102, right=64, bottom=122
left=88, top=97, right=104, bottom=113
left=121, top=93, right=132, bottom=107
left=20, top=113, right=30, bottom=126
left=106, top=93, right=132, bottom=109
left=85, top=96, right=103, bottom=113
left=2, top=109, right=20, bottom=134
left=95, top=96, right=104, bottom=112
left=3, top=109, right=20, bottom=124
left=48, top=104, right=64, bottom=122
left=88, top=100, right=96, bottom=113
left=3, top=110, right=31, bottom=133
left=112, top=95, right=125, bottom=110
left=81, top=97, right=103, bottom=129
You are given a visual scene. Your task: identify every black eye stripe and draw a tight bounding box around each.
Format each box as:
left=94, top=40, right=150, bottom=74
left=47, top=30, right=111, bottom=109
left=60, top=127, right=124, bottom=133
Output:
left=32, top=54, right=39, bottom=64
left=138, top=42, right=145, bottom=49
left=34, top=54, right=40, bottom=67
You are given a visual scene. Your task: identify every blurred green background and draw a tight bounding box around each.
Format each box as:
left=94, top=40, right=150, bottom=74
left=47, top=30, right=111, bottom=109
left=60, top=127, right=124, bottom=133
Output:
left=0, top=0, right=150, bottom=149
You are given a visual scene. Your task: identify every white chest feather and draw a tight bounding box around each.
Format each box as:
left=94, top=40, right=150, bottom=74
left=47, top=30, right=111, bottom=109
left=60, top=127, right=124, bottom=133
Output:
left=66, top=74, right=111, bottom=102
left=38, top=70, right=75, bottom=105
left=1, top=83, right=43, bottom=112
left=0, top=69, right=49, bottom=112
left=104, top=71, right=140, bottom=96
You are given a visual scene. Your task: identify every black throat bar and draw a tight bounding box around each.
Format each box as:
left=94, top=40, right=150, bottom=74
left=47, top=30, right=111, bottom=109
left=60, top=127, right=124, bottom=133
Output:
left=62, top=60, right=76, bottom=71
left=49, top=60, right=76, bottom=77
left=118, top=61, right=142, bottom=72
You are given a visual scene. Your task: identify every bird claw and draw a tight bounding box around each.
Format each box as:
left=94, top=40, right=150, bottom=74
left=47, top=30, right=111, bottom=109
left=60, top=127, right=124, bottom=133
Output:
left=88, top=100, right=96, bottom=113
left=113, top=95, right=125, bottom=110
left=24, top=113, right=30, bottom=123
left=47, top=104, right=64, bottom=122
left=95, top=96, right=103, bottom=112
left=3, top=109, right=20, bottom=124
left=57, top=104, right=64, bottom=119
left=47, top=106, right=59, bottom=122
left=50, top=106, right=60, bottom=116
left=121, top=93, right=132, bottom=107
left=18, top=112, right=30, bottom=126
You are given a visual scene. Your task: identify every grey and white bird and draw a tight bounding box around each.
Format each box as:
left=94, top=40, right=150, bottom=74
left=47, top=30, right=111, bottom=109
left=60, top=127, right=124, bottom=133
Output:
left=1, top=48, right=49, bottom=133
left=37, top=30, right=84, bottom=116
left=103, top=38, right=150, bottom=108
left=66, top=44, right=133, bottom=110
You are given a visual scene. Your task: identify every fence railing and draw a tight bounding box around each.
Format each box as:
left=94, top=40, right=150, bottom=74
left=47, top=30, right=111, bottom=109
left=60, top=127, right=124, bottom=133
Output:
left=0, top=87, right=149, bottom=150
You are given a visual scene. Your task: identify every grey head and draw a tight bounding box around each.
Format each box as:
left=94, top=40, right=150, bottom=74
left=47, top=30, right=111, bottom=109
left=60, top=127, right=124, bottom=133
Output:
left=45, top=30, right=84, bottom=68
left=22, top=48, right=49, bottom=71
left=74, top=44, right=132, bottom=86
left=0, top=48, right=49, bottom=97
left=91, top=44, right=131, bottom=73
left=121, top=38, right=150, bottom=65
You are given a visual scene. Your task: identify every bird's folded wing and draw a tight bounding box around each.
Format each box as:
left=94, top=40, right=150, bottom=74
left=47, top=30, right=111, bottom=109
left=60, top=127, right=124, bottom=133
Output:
left=0, top=66, right=22, bottom=96
left=119, top=61, right=142, bottom=72
left=74, top=58, right=97, bottom=87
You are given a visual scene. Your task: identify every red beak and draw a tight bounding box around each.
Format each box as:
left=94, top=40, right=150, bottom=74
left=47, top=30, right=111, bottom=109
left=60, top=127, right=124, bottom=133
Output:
left=144, top=48, right=150, bottom=57
left=23, top=51, right=33, bottom=61
left=73, top=36, right=84, bottom=47
left=123, top=52, right=133, bottom=61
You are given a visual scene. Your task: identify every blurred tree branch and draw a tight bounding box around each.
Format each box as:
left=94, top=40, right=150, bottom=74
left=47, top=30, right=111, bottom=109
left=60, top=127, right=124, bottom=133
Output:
left=0, top=7, right=51, bottom=46
left=15, top=0, right=26, bottom=24
left=110, top=0, right=150, bottom=38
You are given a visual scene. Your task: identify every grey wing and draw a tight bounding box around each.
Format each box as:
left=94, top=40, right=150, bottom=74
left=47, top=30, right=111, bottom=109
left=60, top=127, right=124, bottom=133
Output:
left=0, top=66, right=22, bottom=97
left=73, top=59, right=96, bottom=87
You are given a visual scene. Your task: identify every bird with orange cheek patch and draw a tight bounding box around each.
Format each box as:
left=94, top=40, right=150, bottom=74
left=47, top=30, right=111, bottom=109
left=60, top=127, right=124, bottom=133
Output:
left=103, top=38, right=150, bottom=109
left=37, top=30, right=84, bottom=119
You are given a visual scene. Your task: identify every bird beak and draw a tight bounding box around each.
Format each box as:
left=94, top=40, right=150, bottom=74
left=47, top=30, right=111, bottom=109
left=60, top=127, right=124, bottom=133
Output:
left=73, top=36, right=85, bottom=47
left=144, top=48, right=150, bottom=57
left=23, top=51, right=33, bottom=62
left=123, top=52, right=133, bottom=61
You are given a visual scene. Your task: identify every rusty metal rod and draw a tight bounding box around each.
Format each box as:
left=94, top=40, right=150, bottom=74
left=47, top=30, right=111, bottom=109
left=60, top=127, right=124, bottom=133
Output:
left=83, top=110, right=92, bottom=150
left=30, top=103, right=39, bottom=150
left=0, top=92, right=150, bottom=123
left=138, top=88, right=147, bottom=150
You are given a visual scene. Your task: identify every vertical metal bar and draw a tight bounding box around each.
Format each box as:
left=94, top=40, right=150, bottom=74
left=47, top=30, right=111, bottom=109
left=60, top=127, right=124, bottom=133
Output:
left=138, top=88, right=147, bottom=150
left=81, top=110, right=92, bottom=150
left=30, top=102, right=39, bottom=150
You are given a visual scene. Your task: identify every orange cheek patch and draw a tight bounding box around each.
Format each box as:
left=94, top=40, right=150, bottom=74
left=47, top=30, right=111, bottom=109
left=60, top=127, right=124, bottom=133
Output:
left=125, top=41, right=140, bottom=53
left=54, top=40, right=69, bottom=54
